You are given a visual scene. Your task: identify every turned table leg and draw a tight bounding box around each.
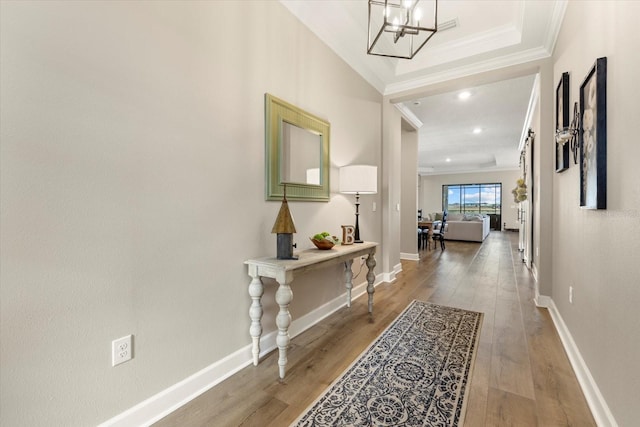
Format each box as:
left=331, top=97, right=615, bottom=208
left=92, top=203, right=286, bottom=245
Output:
left=248, top=274, right=264, bottom=366
left=275, top=273, right=293, bottom=379
left=366, top=253, right=376, bottom=313
left=344, top=259, right=354, bottom=307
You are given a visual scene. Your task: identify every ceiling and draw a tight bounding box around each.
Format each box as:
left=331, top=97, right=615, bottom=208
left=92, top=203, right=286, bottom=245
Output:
left=281, top=0, right=567, bottom=175
left=410, top=74, right=536, bottom=174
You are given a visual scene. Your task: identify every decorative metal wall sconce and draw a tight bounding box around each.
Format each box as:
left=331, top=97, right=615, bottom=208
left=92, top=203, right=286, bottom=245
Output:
left=555, top=101, right=580, bottom=165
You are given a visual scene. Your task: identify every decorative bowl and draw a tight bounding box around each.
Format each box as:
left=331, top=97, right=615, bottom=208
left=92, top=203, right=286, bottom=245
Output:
left=310, top=237, right=336, bottom=250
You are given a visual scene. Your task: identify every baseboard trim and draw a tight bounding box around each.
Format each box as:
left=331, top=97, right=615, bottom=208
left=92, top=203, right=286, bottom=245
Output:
left=400, top=252, right=419, bottom=261
left=98, top=274, right=386, bottom=427
left=382, top=262, right=402, bottom=283
left=533, top=284, right=550, bottom=308
left=394, top=262, right=402, bottom=278
left=534, top=293, right=550, bottom=308
left=547, top=299, right=618, bottom=427
left=530, top=266, right=548, bottom=308
left=97, top=347, right=253, bottom=427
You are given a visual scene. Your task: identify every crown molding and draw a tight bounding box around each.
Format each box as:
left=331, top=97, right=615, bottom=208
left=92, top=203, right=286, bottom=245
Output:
left=519, top=73, right=540, bottom=152
left=545, top=0, right=569, bottom=55
left=396, top=24, right=522, bottom=76
left=394, top=103, right=423, bottom=130
left=385, top=45, right=550, bottom=96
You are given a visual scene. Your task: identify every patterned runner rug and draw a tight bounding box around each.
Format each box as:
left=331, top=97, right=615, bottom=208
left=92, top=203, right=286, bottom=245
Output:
left=291, top=300, right=483, bottom=427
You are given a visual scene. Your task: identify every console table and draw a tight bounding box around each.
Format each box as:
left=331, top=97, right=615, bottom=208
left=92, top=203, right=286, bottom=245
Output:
left=244, top=241, right=377, bottom=379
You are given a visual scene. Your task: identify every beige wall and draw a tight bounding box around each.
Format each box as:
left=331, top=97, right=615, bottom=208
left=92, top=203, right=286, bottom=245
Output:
left=552, top=1, right=640, bottom=425
left=534, top=59, right=555, bottom=297
left=4, top=1, right=638, bottom=425
left=381, top=100, right=403, bottom=277
left=400, top=126, right=419, bottom=256
left=419, top=170, right=522, bottom=231
left=0, top=2, right=383, bottom=425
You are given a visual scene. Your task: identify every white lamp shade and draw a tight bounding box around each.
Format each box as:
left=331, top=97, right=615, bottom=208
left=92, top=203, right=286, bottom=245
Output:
left=340, top=165, right=378, bottom=194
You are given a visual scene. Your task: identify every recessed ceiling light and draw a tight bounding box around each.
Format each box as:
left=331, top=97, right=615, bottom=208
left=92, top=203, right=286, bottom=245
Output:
left=445, top=158, right=451, bottom=162
left=473, top=127, right=482, bottom=134
left=458, top=91, right=471, bottom=100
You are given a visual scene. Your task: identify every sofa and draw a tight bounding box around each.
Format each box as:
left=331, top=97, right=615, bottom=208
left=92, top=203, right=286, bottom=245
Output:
left=424, top=212, right=490, bottom=243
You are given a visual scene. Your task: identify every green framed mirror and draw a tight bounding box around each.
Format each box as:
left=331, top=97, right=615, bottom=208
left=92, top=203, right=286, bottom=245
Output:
left=265, top=94, right=330, bottom=201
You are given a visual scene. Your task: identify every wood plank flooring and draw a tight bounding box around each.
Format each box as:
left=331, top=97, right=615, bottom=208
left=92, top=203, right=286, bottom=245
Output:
left=154, top=232, right=595, bottom=426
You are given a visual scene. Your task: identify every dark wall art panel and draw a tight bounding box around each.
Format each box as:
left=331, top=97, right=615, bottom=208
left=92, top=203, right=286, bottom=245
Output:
left=579, top=57, right=607, bottom=209
left=556, top=72, right=570, bottom=172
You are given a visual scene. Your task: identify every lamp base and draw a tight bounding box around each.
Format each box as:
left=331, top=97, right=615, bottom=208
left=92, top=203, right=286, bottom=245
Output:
left=353, top=193, right=363, bottom=243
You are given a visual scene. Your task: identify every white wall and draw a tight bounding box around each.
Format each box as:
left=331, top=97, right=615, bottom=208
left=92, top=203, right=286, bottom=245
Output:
left=0, top=2, right=383, bottom=425
left=552, top=2, right=640, bottom=425
left=419, top=170, right=522, bottom=231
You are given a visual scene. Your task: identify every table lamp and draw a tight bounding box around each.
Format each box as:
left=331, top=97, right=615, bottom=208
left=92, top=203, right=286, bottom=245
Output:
left=340, top=165, right=377, bottom=243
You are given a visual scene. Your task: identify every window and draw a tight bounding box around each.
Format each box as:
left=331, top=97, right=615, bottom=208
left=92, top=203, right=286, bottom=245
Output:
left=442, top=183, right=501, bottom=215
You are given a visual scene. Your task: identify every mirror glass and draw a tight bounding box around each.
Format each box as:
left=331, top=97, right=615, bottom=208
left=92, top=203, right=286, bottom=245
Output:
left=281, top=121, right=322, bottom=185
left=265, top=94, right=330, bottom=201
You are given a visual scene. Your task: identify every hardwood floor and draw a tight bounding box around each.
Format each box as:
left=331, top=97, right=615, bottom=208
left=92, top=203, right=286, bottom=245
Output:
left=154, top=232, right=595, bottom=426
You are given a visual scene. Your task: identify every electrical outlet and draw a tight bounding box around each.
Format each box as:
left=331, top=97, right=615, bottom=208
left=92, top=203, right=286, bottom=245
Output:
left=372, top=202, right=377, bottom=212
left=112, top=335, right=133, bottom=366
left=569, top=286, right=574, bottom=304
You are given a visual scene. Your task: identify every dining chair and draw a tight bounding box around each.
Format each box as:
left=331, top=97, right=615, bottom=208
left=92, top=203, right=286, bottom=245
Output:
left=431, top=219, right=447, bottom=250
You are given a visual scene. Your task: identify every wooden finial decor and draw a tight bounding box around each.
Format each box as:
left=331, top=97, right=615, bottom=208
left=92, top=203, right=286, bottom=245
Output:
left=272, top=185, right=297, bottom=259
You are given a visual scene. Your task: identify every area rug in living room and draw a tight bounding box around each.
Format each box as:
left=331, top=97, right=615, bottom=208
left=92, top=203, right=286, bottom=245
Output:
left=291, top=300, right=483, bottom=427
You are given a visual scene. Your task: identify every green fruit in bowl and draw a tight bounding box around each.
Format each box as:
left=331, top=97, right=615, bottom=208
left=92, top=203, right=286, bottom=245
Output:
left=313, top=232, right=332, bottom=241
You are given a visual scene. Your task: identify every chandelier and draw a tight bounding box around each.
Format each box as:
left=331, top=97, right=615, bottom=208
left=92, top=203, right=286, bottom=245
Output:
left=367, top=0, right=438, bottom=59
